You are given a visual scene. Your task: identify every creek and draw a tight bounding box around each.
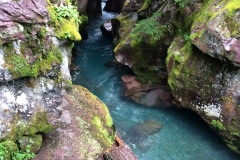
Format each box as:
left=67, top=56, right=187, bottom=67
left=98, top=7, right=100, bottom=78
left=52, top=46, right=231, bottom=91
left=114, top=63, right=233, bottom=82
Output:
left=72, top=4, right=240, bottom=160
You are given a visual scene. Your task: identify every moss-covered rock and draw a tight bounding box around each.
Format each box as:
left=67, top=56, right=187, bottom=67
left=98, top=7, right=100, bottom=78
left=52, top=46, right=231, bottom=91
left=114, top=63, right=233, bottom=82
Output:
left=47, top=2, right=82, bottom=41
left=166, top=36, right=240, bottom=154
left=0, top=0, right=91, bottom=158
left=190, top=0, right=240, bottom=67
left=113, top=1, right=177, bottom=85
left=114, top=0, right=240, bottom=155
left=18, top=134, right=43, bottom=153
left=33, top=85, right=115, bottom=159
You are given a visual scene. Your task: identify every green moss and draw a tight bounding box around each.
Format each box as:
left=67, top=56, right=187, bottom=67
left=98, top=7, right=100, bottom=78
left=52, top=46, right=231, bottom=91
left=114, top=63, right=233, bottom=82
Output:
left=0, top=140, right=35, bottom=160
left=79, top=15, right=88, bottom=25
left=0, top=140, right=18, bottom=160
left=20, top=112, right=53, bottom=136
left=19, top=135, right=42, bottom=153
left=228, top=117, right=240, bottom=134
left=211, top=120, right=226, bottom=131
left=230, top=132, right=240, bottom=137
left=37, top=28, right=47, bottom=38
left=47, top=3, right=82, bottom=41
left=226, top=144, right=238, bottom=153
left=138, top=0, right=152, bottom=12
left=3, top=41, right=39, bottom=78
left=0, top=39, right=2, bottom=46
left=190, top=0, right=240, bottom=40
left=38, top=46, right=62, bottom=75
left=166, top=37, right=193, bottom=89
left=57, top=18, right=81, bottom=40
left=92, top=116, right=114, bottom=148
left=3, top=41, right=63, bottom=79
left=10, top=54, right=37, bottom=77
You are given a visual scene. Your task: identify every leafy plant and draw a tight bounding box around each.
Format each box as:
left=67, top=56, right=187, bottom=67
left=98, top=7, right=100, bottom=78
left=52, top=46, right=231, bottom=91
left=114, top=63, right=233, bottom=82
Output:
left=12, top=145, right=35, bottom=160
left=183, top=33, right=190, bottom=41
left=0, top=141, right=35, bottom=160
left=211, top=120, right=226, bottom=131
left=0, top=144, right=7, bottom=160
left=53, top=4, right=81, bottom=23
left=174, top=0, right=196, bottom=7
left=130, top=12, right=167, bottom=43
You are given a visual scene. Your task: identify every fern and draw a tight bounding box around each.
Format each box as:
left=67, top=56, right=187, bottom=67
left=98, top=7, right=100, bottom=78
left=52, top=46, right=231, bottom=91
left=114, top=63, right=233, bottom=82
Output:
left=0, top=141, right=35, bottom=160
left=53, top=4, right=81, bottom=23
left=130, top=12, right=167, bottom=43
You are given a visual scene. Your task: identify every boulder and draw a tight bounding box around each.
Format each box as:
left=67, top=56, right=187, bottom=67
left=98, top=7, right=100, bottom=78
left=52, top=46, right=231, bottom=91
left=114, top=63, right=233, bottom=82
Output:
left=121, top=74, right=172, bottom=107
left=113, top=0, right=177, bottom=84
left=100, top=20, right=114, bottom=38
left=112, top=0, right=240, bottom=155
left=100, top=134, right=138, bottom=160
left=166, top=36, right=240, bottom=154
left=34, top=85, right=115, bottom=160
left=190, top=0, right=240, bottom=67
left=103, top=0, right=125, bottom=13
left=0, top=77, right=61, bottom=158
left=0, top=0, right=83, bottom=158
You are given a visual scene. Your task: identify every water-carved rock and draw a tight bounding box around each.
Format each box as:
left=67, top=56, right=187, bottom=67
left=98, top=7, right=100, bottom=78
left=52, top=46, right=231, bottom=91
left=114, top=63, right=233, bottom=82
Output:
left=126, top=119, right=162, bottom=151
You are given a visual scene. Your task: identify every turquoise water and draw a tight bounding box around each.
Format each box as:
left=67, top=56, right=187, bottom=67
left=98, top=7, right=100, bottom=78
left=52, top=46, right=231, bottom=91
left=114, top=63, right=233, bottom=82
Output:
left=73, top=5, right=240, bottom=160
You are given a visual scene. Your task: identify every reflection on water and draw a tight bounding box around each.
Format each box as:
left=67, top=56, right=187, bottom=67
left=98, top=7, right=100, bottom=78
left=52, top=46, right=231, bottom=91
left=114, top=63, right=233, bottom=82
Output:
left=72, top=3, right=240, bottom=160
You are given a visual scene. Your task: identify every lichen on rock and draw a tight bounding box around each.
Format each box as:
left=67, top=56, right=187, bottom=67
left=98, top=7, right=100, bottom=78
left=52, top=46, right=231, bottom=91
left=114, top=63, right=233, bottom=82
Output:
left=33, top=85, right=115, bottom=159
left=166, top=36, right=240, bottom=154
left=0, top=0, right=85, bottom=157
left=190, top=0, right=240, bottom=66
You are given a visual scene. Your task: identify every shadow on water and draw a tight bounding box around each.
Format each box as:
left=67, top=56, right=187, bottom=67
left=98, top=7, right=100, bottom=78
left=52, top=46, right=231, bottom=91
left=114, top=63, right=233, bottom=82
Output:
left=72, top=3, right=240, bottom=160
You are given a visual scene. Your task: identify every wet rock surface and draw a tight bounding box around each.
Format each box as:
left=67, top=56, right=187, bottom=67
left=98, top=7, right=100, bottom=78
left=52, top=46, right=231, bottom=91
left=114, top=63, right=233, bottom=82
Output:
left=100, top=20, right=114, bottom=38
left=112, top=0, right=240, bottom=155
left=126, top=119, right=162, bottom=151
left=166, top=36, right=240, bottom=154
left=121, top=74, right=172, bottom=107
left=0, top=0, right=49, bottom=44
left=190, top=0, right=240, bottom=67
left=34, top=85, right=115, bottom=160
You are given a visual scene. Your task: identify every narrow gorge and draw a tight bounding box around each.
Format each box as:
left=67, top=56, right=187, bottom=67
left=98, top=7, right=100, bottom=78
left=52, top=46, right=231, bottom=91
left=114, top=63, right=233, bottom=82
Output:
left=0, top=0, right=240, bottom=160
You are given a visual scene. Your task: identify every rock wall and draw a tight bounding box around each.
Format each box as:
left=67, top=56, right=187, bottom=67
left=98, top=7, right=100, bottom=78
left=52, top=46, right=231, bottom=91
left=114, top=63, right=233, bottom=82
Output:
left=111, top=0, right=240, bottom=155
left=0, top=0, right=116, bottom=159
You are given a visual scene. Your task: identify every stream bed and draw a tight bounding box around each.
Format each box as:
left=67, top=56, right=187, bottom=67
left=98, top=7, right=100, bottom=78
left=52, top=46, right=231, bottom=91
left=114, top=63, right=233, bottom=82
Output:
left=72, top=4, right=240, bottom=160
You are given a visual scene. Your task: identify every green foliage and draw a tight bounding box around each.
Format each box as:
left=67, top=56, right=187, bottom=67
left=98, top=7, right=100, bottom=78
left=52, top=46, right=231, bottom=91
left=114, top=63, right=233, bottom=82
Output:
left=174, top=0, right=196, bottom=7
left=48, top=3, right=82, bottom=41
left=53, top=4, right=81, bottom=23
left=0, top=141, right=34, bottom=160
left=12, top=145, right=35, bottom=160
left=11, top=54, right=37, bottom=78
left=3, top=42, right=63, bottom=79
left=183, top=33, right=190, bottom=41
left=37, top=28, right=47, bottom=38
left=211, top=120, right=226, bottom=131
left=130, top=12, right=167, bottom=43
left=92, top=116, right=114, bottom=147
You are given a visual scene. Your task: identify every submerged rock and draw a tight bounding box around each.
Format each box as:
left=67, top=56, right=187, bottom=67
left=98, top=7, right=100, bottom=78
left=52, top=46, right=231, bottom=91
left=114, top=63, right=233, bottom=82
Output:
left=126, top=119, right=162, bottom=151
left=121, top=74, right=172, bottom=107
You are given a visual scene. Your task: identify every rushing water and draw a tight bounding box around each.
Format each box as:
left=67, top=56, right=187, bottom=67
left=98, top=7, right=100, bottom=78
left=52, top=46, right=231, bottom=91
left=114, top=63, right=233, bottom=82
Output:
left=72, top=4, right=240, bottom=160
